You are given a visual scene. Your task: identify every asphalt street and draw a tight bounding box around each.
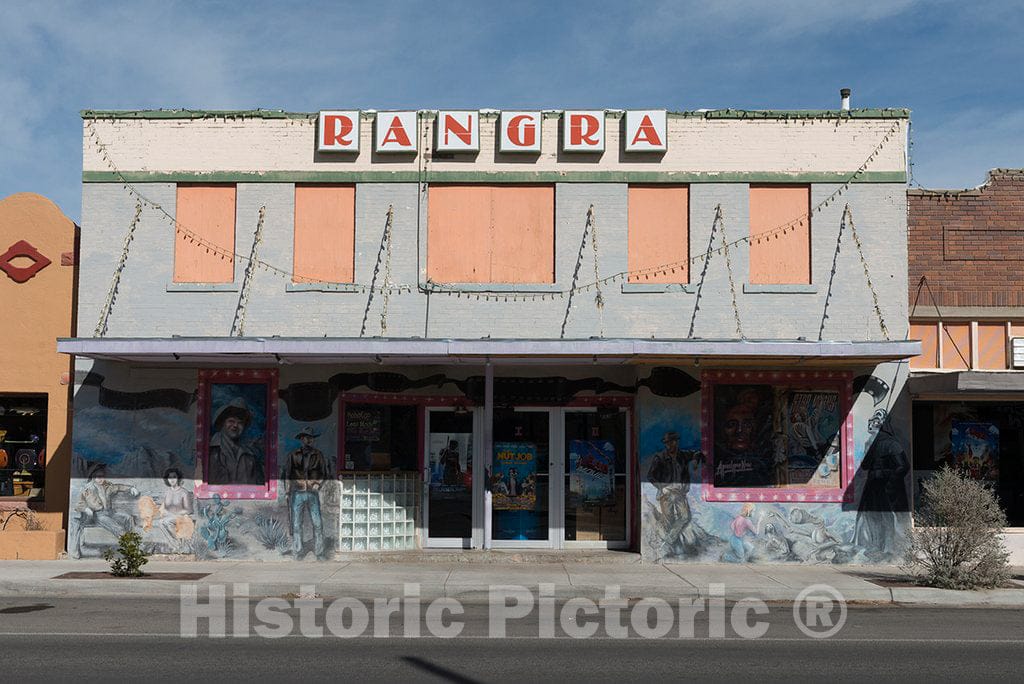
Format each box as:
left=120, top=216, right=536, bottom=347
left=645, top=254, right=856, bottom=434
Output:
left=1, top=597, right=1022, bottom=682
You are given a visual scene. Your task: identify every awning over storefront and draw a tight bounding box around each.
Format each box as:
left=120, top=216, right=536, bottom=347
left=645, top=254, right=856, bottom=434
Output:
left=909, top=370, right=1024, bottom=399
left=58, top=337, right=920, bottom=366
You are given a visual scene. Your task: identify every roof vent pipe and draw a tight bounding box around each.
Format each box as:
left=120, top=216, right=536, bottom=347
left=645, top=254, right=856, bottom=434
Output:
left=840, top=88, right=851, bottom=111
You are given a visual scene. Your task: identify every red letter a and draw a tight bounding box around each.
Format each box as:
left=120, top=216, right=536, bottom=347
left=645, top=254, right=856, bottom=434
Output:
left=382, top=116, right=412, bottom=147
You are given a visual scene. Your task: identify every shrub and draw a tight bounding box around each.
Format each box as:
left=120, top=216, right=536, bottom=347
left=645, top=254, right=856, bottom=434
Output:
left=103, top=531, right=151, bottom=577
left=903, top=466, right=1010, bottom=589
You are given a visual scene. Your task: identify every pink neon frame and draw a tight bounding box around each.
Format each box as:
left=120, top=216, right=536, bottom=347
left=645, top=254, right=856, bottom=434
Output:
left=337, top=393, right=433, bottom=474
left=195, top=369, right=279, bottom=501
left=701, top=370, right=855, bottom=504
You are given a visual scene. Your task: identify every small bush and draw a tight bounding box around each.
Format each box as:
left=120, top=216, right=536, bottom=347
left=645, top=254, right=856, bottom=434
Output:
left=103, top=531, right=151, bottom=577
left=903, top=466, right=1010, bottom=589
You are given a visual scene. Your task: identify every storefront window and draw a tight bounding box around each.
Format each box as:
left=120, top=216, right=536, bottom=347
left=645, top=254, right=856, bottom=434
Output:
left=702, top=371, right=853, bottom=502
left=912, top=402, right=1024, bottom=527
left=341, top=403, right=419, bottom=472
left=426, top=409, right=474, bottom=540
left=0, top=394, right=46, bottom=499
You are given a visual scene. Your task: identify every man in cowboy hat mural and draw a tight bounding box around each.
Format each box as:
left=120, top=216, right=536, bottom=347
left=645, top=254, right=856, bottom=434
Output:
left=285, top=427, right=328, bottom=559
left=646, top=430, right=710, bottom=559
left=68, top=463, right=139, bottom=559
left=208, top=397, right=264, bottom=486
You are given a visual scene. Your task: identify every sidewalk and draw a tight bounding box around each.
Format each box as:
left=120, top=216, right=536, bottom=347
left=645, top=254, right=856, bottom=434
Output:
left=2, top=555, right=1023, bottom=606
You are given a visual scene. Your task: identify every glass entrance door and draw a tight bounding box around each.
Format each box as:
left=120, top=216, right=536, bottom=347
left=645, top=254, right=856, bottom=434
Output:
left=490, top=408, right=552, bottom=546
left=424, top=408, right=476, bottom=547
left=562, top=408, right=630, bottom=548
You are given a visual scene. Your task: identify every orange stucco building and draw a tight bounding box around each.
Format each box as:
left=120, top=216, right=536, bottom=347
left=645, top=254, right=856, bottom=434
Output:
left=0, top=192, right=77, bottom=559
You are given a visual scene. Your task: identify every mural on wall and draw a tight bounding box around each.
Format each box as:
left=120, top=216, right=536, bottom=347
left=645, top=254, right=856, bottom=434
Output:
left=851, top=406, right=910, bottom=561
left=69, top=366, right=341, bottom=561
left=282, top=426, right=332, bottom=559
left=639, top=367, right=913, bottom=564
left=69, top=379, right=197, bottom=559
left=206, top=383, right=268, bottom=486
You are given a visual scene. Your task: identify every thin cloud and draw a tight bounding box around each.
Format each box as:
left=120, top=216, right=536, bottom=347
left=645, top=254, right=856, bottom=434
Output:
left=0, top=0, right=1021, bottom=219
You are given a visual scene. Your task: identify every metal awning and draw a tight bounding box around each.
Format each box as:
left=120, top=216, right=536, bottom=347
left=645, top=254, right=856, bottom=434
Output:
left=909, top=370, right=1024, bottom=399
left=57, top=337, right=920, bottom=366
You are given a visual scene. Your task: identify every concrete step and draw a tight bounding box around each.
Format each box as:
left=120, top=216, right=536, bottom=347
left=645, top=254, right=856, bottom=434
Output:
left=333, top=549, right=643, bottom=564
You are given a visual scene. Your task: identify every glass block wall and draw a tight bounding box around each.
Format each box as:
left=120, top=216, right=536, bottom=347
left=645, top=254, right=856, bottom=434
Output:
left=338, top=473, right=419, bottom=551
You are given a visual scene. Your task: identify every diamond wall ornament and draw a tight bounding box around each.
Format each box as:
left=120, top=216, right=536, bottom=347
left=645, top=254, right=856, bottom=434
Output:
left=0, top=240, right=52, bottom=283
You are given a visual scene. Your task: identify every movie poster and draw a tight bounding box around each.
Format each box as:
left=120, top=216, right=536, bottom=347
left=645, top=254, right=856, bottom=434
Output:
left=428, top=432, right=473, bottom=494
left=569, top=439, right=615, bottom=505
left=491, top=441, right=537, bottom=510
left=784, top=390, right=842, bottom=487
left=712, top=384, right=774, bottom=487
left=951, top=421, right=999, bottom=480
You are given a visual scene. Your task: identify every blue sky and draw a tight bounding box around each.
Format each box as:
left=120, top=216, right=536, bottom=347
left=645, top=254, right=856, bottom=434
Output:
left=1, top=0, right=1021, bottom=221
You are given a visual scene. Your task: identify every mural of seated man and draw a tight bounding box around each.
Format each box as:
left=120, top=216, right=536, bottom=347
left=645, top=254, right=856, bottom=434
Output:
left=68, top=463, right=139, bottom=559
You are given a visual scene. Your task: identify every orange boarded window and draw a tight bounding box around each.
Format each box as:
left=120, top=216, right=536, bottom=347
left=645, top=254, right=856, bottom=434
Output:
left=909, top=322, right=939, bottom=369
left=628, top=185, right=688, bottom=283
left=293, top=185, right=356, bottom=284
left=749, top=185, right=811, bottom=285
left=941, top=323, right=971, bottom=370
left=427, top=185, right=554, bottom=283
left=977, top=323, right=1008, bottom=370
left=174, top=185, right=236, bottom=283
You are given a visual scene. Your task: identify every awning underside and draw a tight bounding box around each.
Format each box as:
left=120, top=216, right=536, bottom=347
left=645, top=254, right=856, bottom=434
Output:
left=909, top=371, right=1024, bottom=397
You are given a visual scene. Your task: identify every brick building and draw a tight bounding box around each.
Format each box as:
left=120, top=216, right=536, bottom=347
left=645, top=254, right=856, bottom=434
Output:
left=907, top=169, right=1024, bottom=542
left=58, top=107, right=917, bottom=564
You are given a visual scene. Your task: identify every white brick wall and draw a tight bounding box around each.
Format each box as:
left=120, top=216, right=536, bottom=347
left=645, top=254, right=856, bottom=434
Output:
left=78, top=181, right=907, bottom=342
left=83, top=115, right=906, bottom=175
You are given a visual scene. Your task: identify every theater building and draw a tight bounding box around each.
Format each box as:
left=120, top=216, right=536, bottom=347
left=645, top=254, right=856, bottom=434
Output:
left=907, top=169, right=1024, bottom=562
left=59, top=106, right=918, bottom=563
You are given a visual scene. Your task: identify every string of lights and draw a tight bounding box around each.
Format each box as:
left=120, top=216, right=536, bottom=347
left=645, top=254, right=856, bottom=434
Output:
left=94, top=200, right=143, bottom=337
left=84, top=117, right=902, bottom=304
left=719, top=206, right=744, bottom=340
left=230, top=206, right=267, bottom=337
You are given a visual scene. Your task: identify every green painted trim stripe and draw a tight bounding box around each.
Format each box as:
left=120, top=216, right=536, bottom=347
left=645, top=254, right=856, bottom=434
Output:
left=80, top=108, right=909, bottom=121
left=83, top=170, right=906, bottom=184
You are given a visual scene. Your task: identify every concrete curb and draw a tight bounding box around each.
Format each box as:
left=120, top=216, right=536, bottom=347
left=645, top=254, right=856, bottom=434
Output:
left=2, top=579, right=1022, bottom=607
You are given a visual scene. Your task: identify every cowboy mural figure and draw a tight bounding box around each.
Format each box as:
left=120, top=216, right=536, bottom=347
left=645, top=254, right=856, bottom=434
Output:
left=207, top=397, right=264, bottom=486
left=285, top=427, right=328, bottom=559
left=68, top=463, right=139, bottom=559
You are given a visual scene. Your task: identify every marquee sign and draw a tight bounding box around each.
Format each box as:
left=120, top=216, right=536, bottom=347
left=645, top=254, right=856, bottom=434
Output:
left=562, top=110, right=606, bottom=153
left=498, top=111, right=542, bottom=153
left=317, top=111, right=360, bottom=152
left=375, top=111, right=418, bottom=153
left=435, top=111, right=479, bottom=152
left=316, top=110, right=668, bottom=156
left=625, top=110, right=667, bottom=152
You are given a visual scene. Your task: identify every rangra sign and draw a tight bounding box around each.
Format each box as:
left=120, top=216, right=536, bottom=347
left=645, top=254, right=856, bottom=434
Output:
left=316, top=110, right=668, bottom=155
